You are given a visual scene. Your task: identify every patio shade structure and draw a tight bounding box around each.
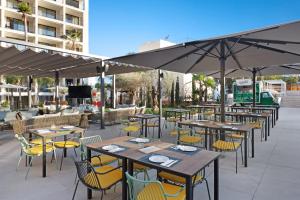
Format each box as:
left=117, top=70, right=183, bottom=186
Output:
left=0, top=37, right=150, bottom=128
left=109, top=20, right=300, bottom=122
left=207, top=64, right=300, bottom=105
left=0, top=83, right=27, bottom=110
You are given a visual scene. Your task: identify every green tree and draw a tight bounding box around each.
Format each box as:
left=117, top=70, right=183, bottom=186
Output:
left=194, top=73, right=206, bottom=103
left=36, top=77, right=54, bottom=88
left=175, top=77, right=180, bottom=106
left=61, top=29, right=82, bottom=51
left=170, top=81, right=175, bottom=107
left=192, top=75, right=197, bottom=104
left=203, top=77, right=216, bottom=102
left=17, top=2, right=32, bottom=42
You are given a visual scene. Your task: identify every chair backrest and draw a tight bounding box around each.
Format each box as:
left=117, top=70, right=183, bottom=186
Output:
left=126, top=172, right=166, bottom=200
left=11, top=120, right=26, bottom=135
left=79, top=135, right=102, bottom=158
left=74, top=160, right=102, bottom=190
left=15, top=134, right=30, bottom=153
left=79, top=114, right=89, bottom=129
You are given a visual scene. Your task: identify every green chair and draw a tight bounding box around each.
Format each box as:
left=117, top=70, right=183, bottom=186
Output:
left=80, top=135, right=118, bottom=166
left=15, top=134, right=57, bottom=180
left=126, top=172, right=185, bottom=200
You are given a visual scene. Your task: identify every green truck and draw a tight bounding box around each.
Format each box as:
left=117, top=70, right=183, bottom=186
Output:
left=233, top=79, right=281, bottom=106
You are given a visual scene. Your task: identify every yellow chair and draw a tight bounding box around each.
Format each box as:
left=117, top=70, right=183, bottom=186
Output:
left=126, top=172, right=185, bottom=200
left=73, top=160, right=122, bottom=200
left=121, top=120, right=141, bottom=136
left=144, top=119, right=159, bottom=138
left=178, top=128, right=203, bottom=146
left=212, top=138, right=243, bottom=173
left=15, top=134, right=57, bottom=180
left=54, top=132, right=80, bottom=170
left=158, top=170, right=211, bottom=200
left=247, top=120, right=265, bottom=141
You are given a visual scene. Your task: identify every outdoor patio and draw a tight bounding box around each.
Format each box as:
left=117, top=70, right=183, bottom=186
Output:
left=0, top=107, right=299, bottom=200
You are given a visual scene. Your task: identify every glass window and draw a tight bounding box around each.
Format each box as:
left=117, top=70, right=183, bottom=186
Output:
left=262, top=92, right=270, bottom=98
left=7, top=0, right=19, bottom=9
left=6, top=18, right=25, bottom=31
left=38, top=24, right=56, bottom=37
left=66, top=14, right=80, bottom=25
left=38, top=7, right=56, bottom=19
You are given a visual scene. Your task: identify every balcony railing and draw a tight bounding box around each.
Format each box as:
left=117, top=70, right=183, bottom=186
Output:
left=66, top=0, right=79, bottom=8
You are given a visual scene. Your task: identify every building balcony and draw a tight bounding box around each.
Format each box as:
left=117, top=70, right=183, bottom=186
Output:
left=66, top=0, right=80, bottom=9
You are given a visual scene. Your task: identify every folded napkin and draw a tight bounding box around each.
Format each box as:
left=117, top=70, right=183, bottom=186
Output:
left=161, top=159, right=178, bottom=167
left=37, top=129, right=51, bottom=134
left=139, top=146, right=161, bottom=154
left=109, top=147, right=125, bottom=153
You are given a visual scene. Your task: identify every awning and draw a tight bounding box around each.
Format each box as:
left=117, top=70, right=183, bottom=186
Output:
left=109, top=20, right=300, bottom=74
left=0, top=37, right=150, bottom=78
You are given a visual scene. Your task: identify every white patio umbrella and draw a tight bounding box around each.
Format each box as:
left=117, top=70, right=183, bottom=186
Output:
left=109, top=20, right=300, bottom=122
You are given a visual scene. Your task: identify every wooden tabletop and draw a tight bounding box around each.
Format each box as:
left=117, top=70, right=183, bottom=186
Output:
left=215, top=112, right=271, bottom=118
left=186, top=105, right=221, bottom=108
left=178, top=120, right=252, bottom=132
left=230, top=106, right=276, bottom=111
left=29, top=126, right=84, bottom=138
left=128, top=114, right=159, bottom=119
left=165, top=108, right=190, bottom=112
left=87, top=136, right=220, bottom=177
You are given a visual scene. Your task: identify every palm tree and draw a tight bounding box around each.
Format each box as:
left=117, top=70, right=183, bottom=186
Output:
left=194, top=73, right=206, bottom=103
left=17, top=1, right=32, bottom=42
left=61, top=29, right=82, bottom=51
left=203, top=77, right=216, bottom=102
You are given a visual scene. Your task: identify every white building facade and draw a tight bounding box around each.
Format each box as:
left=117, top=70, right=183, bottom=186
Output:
left=0, top=0, right=88, bottom=52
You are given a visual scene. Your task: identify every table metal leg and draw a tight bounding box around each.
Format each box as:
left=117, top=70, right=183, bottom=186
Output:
left=186, top=176, right=193, bottom=200
left=63, top=135, right=67, bottom=157
left=251, top=129, right=254, bottom=158
left=268, top=117, right=270, bottom=136
left=244, top=131, right=248, bottom=167
left=265, top=118, right=268, bottom=141
left=42, top=137, right=46, bottom=177
left=145, top=119, right=148, bottom=138
left=87, top=148, right=92, bottom=199
left=122, top=158, right=128, bottom=200
left=214, top=158, right=219, bottom=200
left=204, top=128, right=208, bottom=149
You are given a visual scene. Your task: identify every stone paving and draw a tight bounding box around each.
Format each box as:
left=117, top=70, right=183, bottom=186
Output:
left=0, top=107, right=299, bottom=200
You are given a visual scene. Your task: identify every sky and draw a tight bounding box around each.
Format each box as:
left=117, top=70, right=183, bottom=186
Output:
left=88, top=0, right=300, bottom=58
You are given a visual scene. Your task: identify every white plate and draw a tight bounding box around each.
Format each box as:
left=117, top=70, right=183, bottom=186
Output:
left=102, top=145, right=119, bottom=151
left=222, top=125, right=233, bottom=129
left=177, top=145, right=197, bottom=152
left=62, top=126, right=75, bottom=129
left=131, top=138, right=150, bottom=143
left=229, top=122, right=241, bottom=125
left=149, top=155, right=169, bottom=163
left=37, top=129, right=51, bottom=134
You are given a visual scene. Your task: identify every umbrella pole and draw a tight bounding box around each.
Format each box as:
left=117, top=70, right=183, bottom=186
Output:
left=220, top=40, right=226, bottom=123
left=112, top=74, right=116, bottom=109
left=158, top=70, right=163, bottom=138
left=27, top=76, right=32, bottom=109
left=55, top=71, right=59, bottom=112
left=97, top=61, right=106, bottom=129
left=252, top=69, right=257, bottom=106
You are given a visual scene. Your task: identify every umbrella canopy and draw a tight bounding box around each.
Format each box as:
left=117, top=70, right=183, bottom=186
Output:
left=208, top=65, right=300, bottom=78
left=110, top=20, right=300, bottom=121
left=0, top=83, right=27, bottom=89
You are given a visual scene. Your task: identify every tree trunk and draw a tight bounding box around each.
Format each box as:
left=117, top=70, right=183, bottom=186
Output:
left=199, top=83, right=203, bottom=104
left=204, top=87, right=208, bottom=102
left=24, top=15, right=28, bottom=42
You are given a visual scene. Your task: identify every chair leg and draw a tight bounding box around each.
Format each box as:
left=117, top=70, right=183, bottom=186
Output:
left=25, top=158, right=33, bottom=180
left=60, top=150, right=64, bottom=171
left=204, top=178, right=211, bottom=200
left=235, top=151, right=238, bottom=174
left=101, top=190, right=104, bottom=200
left=72, top=180, right=79, bottom=200
left=16, top=155, right=22, bottom=171
left=73, top=148, right=78, bottom=157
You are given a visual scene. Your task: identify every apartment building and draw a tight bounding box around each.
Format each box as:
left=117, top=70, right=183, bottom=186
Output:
left=0, top=0, right=88, bottom=53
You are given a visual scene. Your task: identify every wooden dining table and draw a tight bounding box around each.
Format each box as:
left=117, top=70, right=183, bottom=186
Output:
left=230, top=106, right=277, bottom=127
left=165, top=108, right=191, bottom=121
left=86, top=136, right=220, bottom=200
left=178, top=119, right=254, bottom=165
left=29, top=125, right=84, bottom=177
left=214, top=111, right=271, bottom=141
left=128, top=114, right=160, bottom=138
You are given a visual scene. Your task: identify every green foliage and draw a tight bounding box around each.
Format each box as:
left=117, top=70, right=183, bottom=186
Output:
left=17, top=2, right=32, bottom=15
left=282, top=76, right=298, bottom=84
left=36, top=77, right=54, bottom=88
left=61, top=29, right=82, bottom=51
left=170, top=81, right=175, bottom=107
left=175, top=76, right=180, bottom=106
left=5, top=75, right=22, bottom=84
left=1, top=101, right=9, bottom=108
